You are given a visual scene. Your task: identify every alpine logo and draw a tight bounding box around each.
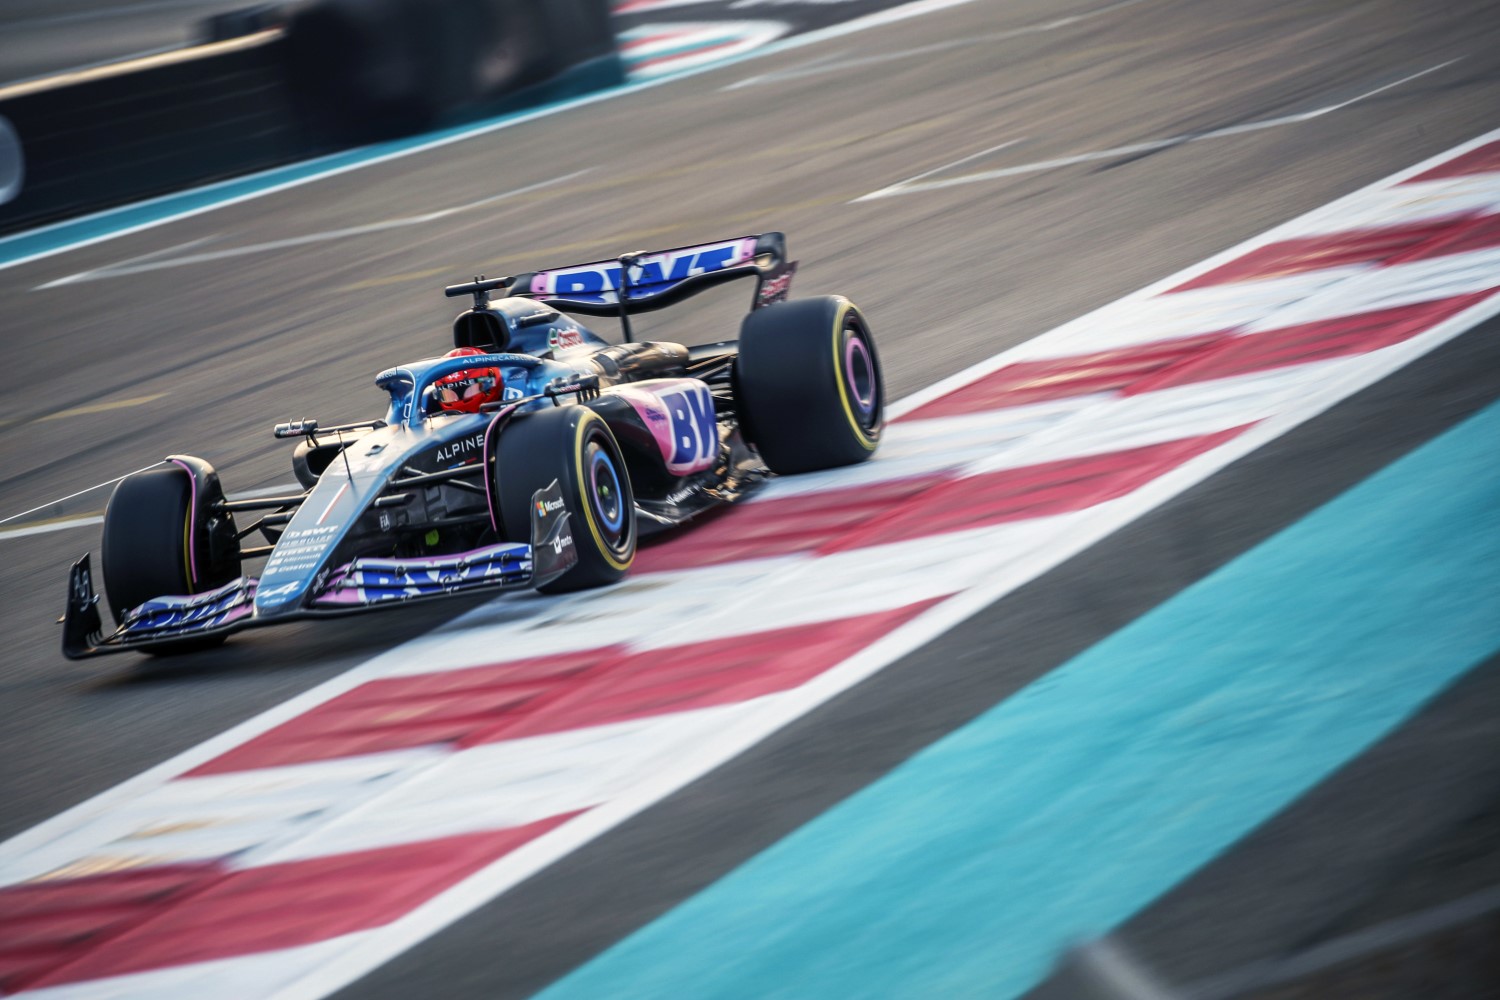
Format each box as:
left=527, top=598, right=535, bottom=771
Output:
left=435, top=433, right=485, bottom=464
left=258, top=581, right=302, bottom=601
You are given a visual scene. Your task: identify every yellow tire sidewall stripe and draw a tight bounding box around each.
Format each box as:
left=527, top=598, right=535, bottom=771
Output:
left=830, top=301, right=879, bottom=451
left=179, top=470, right=195, bottom=589
left=572, top=409, right=633, bottom=572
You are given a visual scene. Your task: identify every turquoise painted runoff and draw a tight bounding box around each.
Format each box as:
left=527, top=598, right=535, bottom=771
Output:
left=538, top=399, right=1500, bottom=1000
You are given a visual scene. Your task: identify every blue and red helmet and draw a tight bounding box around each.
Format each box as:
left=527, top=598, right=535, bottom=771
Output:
left=434, top=347, right=504, bottom=413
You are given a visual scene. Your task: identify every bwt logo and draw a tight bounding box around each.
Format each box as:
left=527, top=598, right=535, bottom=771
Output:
left=660, top=385, right=717, bottom=473
left=547, top=243, right=746, bottom=299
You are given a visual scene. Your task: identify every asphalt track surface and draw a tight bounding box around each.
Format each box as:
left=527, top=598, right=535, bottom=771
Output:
left=0, top=0, right=254, bottom=85
left=2, top=0, right=1499, bottom=993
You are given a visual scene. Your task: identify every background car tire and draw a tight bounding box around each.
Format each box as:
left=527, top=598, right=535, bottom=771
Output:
left=493, top=404, right=636, bottom=593
left=100, top=460, right=240, bottom=651
left=735, top=295, right=884, bottom=475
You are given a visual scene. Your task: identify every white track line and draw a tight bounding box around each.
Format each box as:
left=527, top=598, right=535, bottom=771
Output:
left=0, top=463, right=163, bottom=526
left=720, top=0, right=1143, bottom=91
left=855, top=61, right=1460, bottom=201
left=0, top=515, right=104, bottom=541
left=0, top=0, right=988, bottom=274
left=37, top=171, right=591, bottom=288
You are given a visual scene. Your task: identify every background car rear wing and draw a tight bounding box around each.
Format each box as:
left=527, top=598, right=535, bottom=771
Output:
left=446, top=232, right=796, bottom=319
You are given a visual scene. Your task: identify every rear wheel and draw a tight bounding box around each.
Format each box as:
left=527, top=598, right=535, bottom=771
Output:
left=100, top=458, right=241, bottom=650
left=493, top=405, right=636, bottom=593
left=735, top=295, right=883, bottom=474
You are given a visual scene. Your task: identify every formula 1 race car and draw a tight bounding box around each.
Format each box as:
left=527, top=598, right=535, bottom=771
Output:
left=61, top=233, right=884, bottom=658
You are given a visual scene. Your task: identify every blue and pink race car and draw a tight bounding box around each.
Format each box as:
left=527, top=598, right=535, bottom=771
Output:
left=62, top=232, right=884, bottom=657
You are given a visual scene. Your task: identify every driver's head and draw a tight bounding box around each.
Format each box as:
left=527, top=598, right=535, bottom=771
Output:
left=434, top=347, right=504, bottom=413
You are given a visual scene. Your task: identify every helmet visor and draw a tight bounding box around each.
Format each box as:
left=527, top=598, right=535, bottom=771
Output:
left=437, top=374, right=497, bottom=405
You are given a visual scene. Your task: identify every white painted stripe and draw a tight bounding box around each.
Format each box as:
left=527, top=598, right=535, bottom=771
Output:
left=621, top=22, right=784, bottom=61
left=316, top=483, right=348, bottom=525
left=758, top=360, right=1361, bottom=505
left=16, top=935, right=372, bottom=1000
left=253, top=702, right=765, bottom=865
left=385, top=508, right=1094, bottom=676
left=1029, top=269, right=1364, bottom=357
left=968, top=360, right=1350, bottom=475
left=0, top=750, right=444, bottom=884
left=1289, top=172, right=1500, bottom=235
left=754, top=396, right=1094, bottom=501
left=625, top=23, right=789, bottom=78
left=976, top=226, right=1500, bottom=365
left=0, top=512, right=1096, bottom=882
left=1243, top=245, right=1500, bottom=331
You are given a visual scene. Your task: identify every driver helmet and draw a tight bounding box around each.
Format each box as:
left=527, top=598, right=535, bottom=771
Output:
left=434, top=347, right=505, bottom=413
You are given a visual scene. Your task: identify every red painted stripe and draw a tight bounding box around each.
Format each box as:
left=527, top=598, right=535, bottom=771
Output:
left=897, top=334, right=1229, bottom=421
left=619, top=29, right=693, bottom=51
left=0, top=865, right=216, bottom=994
left=633, top=473, right=950, bottom=574
left=1403, top=140, right=1500, bottom=183
left=1169, top=217, right=1476, bottom=291
left=192, top=605, right=939, bottom=775
left=21, top=819, right=575, bottom=991
left=631, top=37, right=743, bottom=73
left=189, top=649, right=614, bottom=776
left=190, top=294, right=1492, bottom=777
left=469, top=601, right=941, bottom=745
left=821, top=428, right=1249, bottom=553
left=196, top=439, right=1261, bottom=776
left=1125, top=295, right=1496, bottom=394
left=1383, top=211, right=1500, bottom=264
left=612, top=0, right=674, bottom=12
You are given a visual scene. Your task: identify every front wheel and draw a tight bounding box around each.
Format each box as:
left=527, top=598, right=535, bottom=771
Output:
left=735, top=296, right=883, bottom=475
left=493, top=405, right=636, bottom=593
left=100, top=457, right=241, bottom=651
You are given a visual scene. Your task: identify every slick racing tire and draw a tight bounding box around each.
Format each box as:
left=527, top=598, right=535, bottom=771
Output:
left=494, top=405, right=636, bottom=593
left=735, top=295, right=883, bottom=475
left=100, top=459, right=241, bottom=651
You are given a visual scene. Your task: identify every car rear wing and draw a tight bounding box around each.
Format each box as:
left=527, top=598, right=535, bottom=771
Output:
left=454, top=232, right=796, bottom=318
